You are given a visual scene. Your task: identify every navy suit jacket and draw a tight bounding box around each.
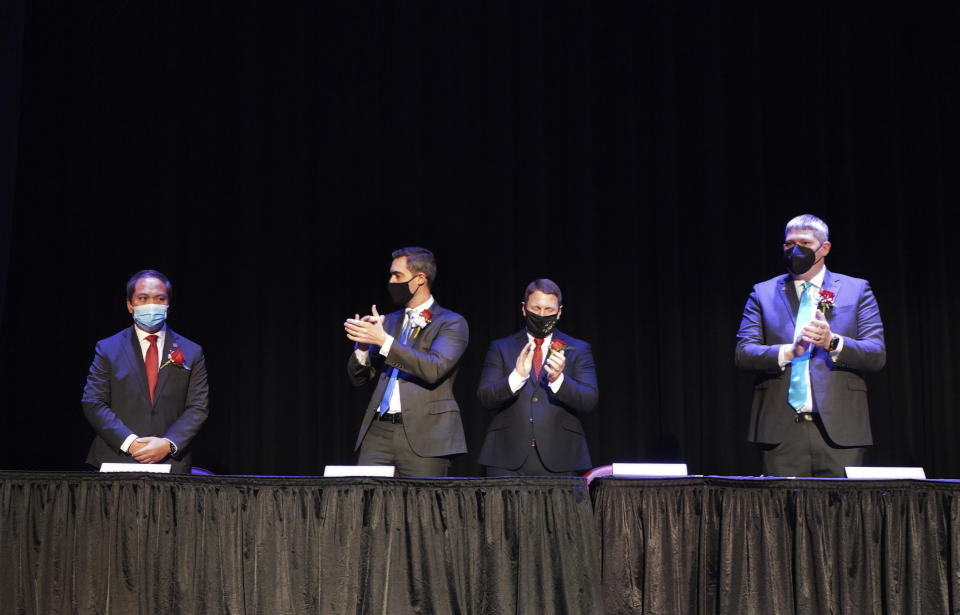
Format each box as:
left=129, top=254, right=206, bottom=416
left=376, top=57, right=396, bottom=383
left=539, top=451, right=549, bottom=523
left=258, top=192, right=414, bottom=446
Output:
left=476, top=329, right=599, bottom=472
left=81, top=326, right=210, bottom=473
left=735, top=270, right=885, bottom=446
left=347, top=303, right=469, bottom=457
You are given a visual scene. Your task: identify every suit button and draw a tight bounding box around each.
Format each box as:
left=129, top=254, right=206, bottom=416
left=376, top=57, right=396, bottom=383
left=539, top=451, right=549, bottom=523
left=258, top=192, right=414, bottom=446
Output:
left=532, top=397, right=539, bottom=402
left=529, top=417, right=534, bottom=423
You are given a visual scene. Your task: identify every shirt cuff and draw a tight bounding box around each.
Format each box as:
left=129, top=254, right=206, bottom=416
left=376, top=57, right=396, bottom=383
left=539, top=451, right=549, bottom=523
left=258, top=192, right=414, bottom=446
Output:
left=379, top=334, right=395, bottom=357
left=354, top=346, right=370, bottom=365
left=549, top=373, right=564, bottom=393
left=121, top=433, right=138, bottom=453
left=778, top=344, right=790, bottom=368
left=508, top=370, right=528, bottom=394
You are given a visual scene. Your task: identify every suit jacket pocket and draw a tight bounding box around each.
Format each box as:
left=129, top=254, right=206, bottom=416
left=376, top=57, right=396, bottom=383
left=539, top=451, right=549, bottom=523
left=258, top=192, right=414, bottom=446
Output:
left=427, top=399, right=459, bottom=414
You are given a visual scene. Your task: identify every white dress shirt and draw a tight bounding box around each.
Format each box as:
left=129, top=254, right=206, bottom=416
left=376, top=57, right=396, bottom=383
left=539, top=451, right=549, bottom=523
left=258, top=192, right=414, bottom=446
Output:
left=354, top=296, right=436, bottom=414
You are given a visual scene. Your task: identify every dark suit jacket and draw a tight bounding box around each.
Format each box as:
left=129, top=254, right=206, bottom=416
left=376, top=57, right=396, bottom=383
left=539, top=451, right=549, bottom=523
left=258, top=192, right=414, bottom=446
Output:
left=347, top=303, right=468, bottom=457
left=81, top=326, right=210, bottom=473
left=476, top=329, right=599, bottom=472
left=735, top=270, right=885, bottom=446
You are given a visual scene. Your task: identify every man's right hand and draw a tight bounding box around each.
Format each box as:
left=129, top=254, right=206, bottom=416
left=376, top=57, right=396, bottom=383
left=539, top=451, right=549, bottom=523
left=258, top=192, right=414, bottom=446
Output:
left=783, top=337, right=811, bottom=362
left=128, top=440, right=147, bottom=456
left=515, top=341, right=535, bottom=378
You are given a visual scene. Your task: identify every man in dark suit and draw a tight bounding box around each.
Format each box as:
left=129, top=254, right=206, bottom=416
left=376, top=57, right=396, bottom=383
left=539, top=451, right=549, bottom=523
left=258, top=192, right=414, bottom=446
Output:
left=82, top=270, right=209, bottom=473
left=476, top=279, right=599, bottom=476
left=736, top=214, right=886, bottom=477
left=344, top=247, right=468, bottom=477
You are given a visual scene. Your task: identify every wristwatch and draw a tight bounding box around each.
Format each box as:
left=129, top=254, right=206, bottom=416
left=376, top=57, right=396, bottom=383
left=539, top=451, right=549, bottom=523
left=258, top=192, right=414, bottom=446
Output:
left=828, top=335, right=840, bottom=352
left=167, top=439, right=178, bottom=456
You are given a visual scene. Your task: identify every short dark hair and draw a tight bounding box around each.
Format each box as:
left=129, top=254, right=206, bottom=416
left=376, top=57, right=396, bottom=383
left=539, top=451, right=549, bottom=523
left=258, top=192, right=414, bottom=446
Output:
left=391, top=246, right=437, bottom=287
left=523, top=278, right=562, bottom=305
left=126, top=269, right=172, bottom=301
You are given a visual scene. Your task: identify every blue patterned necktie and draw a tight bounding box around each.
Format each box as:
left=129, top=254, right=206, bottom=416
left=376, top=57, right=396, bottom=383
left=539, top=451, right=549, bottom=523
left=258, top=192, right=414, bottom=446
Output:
left=378, top=313, right=414, bottom=416
left=788, top=282, right=814, bottom=411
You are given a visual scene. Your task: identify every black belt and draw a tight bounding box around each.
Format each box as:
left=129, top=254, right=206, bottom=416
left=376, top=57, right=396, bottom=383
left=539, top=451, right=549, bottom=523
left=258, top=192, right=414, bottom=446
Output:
left=378, top=412, right=403, bottom=424
left=795, top=412, right=816, bottom=423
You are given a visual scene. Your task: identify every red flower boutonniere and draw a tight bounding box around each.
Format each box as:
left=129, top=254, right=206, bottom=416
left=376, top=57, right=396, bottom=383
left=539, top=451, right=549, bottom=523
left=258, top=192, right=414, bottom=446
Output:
left=409, top=309, right=433, bottom=337
left=159, top=345, right=191, bottom=371
left=548, top=338, right=571, bottom=358
left=817, top=289, right=836, bottom=314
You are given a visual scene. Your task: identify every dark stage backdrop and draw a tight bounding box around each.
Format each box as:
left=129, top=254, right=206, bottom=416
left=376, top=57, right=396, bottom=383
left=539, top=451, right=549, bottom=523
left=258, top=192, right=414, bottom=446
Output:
left=1, top=2, right=958, bottom=477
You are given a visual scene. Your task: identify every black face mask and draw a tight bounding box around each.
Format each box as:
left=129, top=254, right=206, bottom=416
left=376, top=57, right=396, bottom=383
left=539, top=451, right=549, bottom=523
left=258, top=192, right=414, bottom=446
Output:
left=387, top=278, right=416, bottom=306
left=525, top=311, right=559, bottom=338
left=783, top=244, right=819, bottom=275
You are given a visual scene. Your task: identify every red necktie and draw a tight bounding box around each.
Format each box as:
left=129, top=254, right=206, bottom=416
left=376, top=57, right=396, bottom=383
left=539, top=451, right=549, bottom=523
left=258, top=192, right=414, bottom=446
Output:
left=146, top=334, right=159, bottom=403
left=532, top=338, right=544, bottom=381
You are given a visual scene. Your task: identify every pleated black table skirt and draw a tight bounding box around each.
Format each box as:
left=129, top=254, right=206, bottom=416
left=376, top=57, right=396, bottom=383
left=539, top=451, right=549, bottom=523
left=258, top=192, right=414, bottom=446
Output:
left=591, top=476, right=960, bottom=615
left=5, top=473, right=960, bottom=614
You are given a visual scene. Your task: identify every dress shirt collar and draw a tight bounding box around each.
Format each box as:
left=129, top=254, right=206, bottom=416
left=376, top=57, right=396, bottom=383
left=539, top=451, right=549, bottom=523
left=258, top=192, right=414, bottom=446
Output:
left=134, top=323, right=167, bottom=346
left=793, top=268, right=827, bottom=295
left=406, top=295, right=435, bottom=316
left=525, top=330, right=554, bottom=348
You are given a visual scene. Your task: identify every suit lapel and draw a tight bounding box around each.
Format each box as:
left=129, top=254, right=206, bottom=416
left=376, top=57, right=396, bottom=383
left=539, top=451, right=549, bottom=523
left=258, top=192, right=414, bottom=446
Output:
left=821, top=270, right=841, bottom=320
left=777, top=274, right=801, bottom=327
left=152, top=329, right=177, bottom=405
left=407, top=303, right=442, bottom=349
left=123, top=326, right=152, bottom=404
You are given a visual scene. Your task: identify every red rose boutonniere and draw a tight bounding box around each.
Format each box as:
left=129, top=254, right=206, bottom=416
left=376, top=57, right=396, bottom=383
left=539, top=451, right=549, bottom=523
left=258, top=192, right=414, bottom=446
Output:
left=159, top=345, right=191, bottom=371
left=548, top=338, right=571, bottom=358
left=817, top=289, right=836, bottom=314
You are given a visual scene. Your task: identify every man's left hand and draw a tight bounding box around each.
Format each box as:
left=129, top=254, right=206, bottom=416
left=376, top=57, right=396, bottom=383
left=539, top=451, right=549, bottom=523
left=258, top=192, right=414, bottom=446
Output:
left=130, top=437, right=170, bottom=464
left=544, top=350, right=566, bottom=383
left=801, top=310, right=834, bottom=350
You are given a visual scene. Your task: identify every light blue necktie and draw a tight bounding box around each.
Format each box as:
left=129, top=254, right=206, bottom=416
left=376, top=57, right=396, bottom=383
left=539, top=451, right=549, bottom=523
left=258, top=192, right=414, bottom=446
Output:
left=378, top=314, right=414, bottom=416
left=788, top=282, right=814, bottom=411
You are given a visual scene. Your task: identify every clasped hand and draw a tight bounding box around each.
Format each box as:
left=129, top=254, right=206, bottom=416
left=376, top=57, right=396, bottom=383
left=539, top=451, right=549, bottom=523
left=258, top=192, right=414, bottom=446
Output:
left=128, top=436, right=170, bottom=464
left=344, top=305, right=387, bottom=350
left=793, top=310, right=833, bottom=357
left=515, top=341, right=566, bottom=383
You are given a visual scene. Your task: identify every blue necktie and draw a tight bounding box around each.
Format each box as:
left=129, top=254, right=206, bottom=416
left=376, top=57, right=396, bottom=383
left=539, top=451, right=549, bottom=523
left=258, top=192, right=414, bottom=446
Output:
left=378, top=315, right=414, bottom=416
left=788, top=282, right=814, bottom=411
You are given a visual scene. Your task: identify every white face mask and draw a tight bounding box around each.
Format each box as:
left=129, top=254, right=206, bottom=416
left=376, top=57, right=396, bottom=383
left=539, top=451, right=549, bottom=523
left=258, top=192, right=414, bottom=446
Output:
left=132, top=304, right=168, bottom=330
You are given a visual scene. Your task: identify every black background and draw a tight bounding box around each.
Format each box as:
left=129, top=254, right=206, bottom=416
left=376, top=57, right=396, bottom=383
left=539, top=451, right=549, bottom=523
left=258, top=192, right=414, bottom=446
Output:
left=1, top=1, right=958, bottom=477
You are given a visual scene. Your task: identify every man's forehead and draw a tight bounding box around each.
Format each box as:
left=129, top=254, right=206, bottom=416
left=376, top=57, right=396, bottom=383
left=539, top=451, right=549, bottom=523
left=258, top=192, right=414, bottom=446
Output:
left=527, top=291, right=560, bottom=306
left=785, top=229, right=818, bottom=241
left=134, top=277, right=167, bottom=294
left=390, top=256, right=410, bottom=275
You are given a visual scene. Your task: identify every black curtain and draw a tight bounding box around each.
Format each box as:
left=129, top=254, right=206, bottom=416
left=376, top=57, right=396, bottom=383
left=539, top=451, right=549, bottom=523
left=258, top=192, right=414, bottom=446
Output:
left=1, top=1, right=959, bottom=476
left=1, top=473, right=601, bottom=614
left=592, top=477, right=960, bottom=614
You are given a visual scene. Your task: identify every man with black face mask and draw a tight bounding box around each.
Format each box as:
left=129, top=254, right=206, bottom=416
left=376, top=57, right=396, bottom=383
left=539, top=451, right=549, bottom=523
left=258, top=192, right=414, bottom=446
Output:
left=736, top=214, right=886, bottom=477
left=344, top=247, right=468, bottom=477
left=476, top=279, right=599, bottom=475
